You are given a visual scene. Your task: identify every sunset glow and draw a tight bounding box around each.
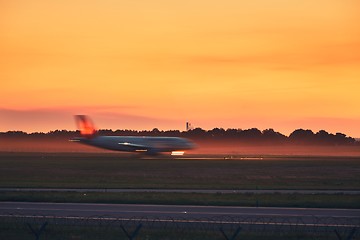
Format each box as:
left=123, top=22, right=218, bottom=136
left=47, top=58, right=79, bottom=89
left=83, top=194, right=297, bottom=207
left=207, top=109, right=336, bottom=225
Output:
left=1, top=0, right=360, bottom=136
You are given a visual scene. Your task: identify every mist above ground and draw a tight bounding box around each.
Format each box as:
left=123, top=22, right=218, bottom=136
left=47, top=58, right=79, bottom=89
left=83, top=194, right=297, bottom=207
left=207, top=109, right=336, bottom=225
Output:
left=0, top=128, right=359, bottom=156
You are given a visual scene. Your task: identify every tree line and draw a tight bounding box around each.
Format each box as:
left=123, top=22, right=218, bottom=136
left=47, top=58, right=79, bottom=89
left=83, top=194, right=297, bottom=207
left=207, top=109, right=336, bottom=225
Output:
left=0, top=128, right=358, bottom=146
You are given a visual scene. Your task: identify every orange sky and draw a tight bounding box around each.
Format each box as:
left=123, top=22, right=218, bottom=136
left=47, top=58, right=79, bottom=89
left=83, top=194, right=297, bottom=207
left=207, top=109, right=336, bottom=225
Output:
left=1, top=0, right=360, bottom=136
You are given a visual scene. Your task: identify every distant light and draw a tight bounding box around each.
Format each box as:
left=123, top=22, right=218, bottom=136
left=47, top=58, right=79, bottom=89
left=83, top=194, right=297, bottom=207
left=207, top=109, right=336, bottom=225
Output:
left=171, top=151, right=184, bottom=156
left=135, top=149, right=148, bottom=152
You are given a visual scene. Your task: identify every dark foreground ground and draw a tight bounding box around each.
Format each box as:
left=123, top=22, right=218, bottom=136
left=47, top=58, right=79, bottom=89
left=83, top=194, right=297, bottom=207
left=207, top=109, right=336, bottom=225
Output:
left=0, top=152, right=359, bottom=208
left=1, top=152, right=359, bottom=239
left=0, top=152, right=359, bottom=190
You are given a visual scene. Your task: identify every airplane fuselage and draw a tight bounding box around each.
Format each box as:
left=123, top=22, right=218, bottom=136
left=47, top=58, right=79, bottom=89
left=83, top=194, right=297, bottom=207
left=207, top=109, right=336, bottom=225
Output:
left=72, top=115, right=195, bottom=155
left=75, top=136, right=195, bottom=155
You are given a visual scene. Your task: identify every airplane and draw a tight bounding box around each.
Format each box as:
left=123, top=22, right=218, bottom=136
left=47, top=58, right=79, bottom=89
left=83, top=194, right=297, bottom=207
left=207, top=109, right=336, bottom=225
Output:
left=71, top=115, right=195, bottom=156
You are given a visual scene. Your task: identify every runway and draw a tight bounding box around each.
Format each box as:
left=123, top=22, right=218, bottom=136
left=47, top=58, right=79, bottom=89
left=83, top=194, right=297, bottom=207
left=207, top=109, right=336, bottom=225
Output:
left=1, top=202, right=359, bottom=225
left=1, top=188, right=359, bottom=194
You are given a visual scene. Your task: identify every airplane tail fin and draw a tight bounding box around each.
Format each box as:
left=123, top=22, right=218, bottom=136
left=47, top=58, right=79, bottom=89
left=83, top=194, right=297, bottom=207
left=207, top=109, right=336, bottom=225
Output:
left=75, top=115, right=97, bottom=138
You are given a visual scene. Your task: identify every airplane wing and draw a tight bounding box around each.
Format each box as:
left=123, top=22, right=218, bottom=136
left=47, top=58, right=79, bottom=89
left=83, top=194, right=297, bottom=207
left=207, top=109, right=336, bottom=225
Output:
left=118, top=142, right=149, bottom=151
left=118, top=142, right=159, bottom=155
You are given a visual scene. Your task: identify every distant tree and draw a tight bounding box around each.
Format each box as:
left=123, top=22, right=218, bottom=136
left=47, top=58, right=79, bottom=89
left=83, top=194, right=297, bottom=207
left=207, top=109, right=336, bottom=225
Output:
left=0, top=126, right=358, bottom=146
left=289, top=129, right=315, bottom=144
left=242, top=128, right=262, bottom=140
left=164, top=130, right=181, bottom=137
left=262, top=129, right=287, bottom=143
left=186, top=128, right=207, bottom=139
left=2, top=131, right=27, bottom=138
left=333, top=132, right=355, bottom=145
left=209, top=128, right=226, bottom=138
left=315, top=130, right=331, bottom=144
left=151, top=128, right=161, bottom=136
left=225, top=128, right=241, bottom=139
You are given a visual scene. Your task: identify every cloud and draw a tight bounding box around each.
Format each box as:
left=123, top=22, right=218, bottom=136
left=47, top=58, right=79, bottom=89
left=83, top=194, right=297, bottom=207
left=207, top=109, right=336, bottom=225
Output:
left=0, top=107, right=178, bottom=133
left=0, top=108, right=76, bottom=132
left=187, top=41, right=360, bottom=71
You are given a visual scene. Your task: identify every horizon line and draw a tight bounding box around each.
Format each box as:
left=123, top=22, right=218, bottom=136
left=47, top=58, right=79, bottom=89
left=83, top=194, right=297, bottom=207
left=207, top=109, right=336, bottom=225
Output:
left=0, top=127, right=358, bottom=139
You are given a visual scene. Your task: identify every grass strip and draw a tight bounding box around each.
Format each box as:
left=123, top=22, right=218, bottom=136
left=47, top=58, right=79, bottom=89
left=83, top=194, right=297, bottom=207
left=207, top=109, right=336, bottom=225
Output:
left=1, top=191, right=359, bottom=209
left=1, top=153, right=359, bottom=190
left=0, top=217, right=350, bottom=240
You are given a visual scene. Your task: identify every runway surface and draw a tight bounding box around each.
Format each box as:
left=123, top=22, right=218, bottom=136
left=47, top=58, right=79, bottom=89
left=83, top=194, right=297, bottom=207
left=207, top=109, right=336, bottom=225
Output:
left=1, top=188, right=359, bottom=194
left=1, top=202, right=359, bottom=225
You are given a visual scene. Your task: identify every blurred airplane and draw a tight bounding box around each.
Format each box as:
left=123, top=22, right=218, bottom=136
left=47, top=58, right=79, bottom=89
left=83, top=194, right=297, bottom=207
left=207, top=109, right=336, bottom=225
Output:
left=71, top=115, right=195, bottom=156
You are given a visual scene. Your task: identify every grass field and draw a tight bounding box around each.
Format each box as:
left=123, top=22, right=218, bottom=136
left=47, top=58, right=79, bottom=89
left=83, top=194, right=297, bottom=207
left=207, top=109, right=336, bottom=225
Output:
left=0, top=218, right=344, bottom=240
left=0, top=152, right=359, bottom=190
left=1, top=191, right=359, bottom=208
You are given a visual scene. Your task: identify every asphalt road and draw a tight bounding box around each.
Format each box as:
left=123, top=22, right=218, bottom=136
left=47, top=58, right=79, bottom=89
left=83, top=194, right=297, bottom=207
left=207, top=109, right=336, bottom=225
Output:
left=1, top=188, right=359, bottom=194
left=1, top=202, right=359, bottom=225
